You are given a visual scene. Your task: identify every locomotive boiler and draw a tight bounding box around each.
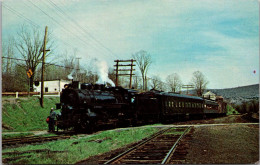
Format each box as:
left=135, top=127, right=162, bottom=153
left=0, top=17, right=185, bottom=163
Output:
left=56, top=81, right=137, bottom=132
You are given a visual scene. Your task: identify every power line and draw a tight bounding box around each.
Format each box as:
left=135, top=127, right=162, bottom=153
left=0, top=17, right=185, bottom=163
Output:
left=4, top=1, right=78, bottom=52
left=4, top=1, right=120, bottom=60
left=41, top=0, right=105, bottom=56
left=47, top=0, right=120, bottom=59
left=26, top=0, right=93, bottom=48
left=2, top=56, right=76, bottom=70
left=27, top=0, right=118, bottom=59
left=2, top=3, right=40, bottom=28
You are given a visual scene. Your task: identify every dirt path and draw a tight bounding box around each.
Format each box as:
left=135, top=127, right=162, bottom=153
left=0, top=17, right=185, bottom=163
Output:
left=185, top=124, right=259, bottom=164
left=2, top=130, right=49, bottom=136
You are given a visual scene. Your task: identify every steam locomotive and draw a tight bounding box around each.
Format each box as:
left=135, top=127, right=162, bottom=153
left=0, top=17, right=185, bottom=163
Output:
left=55, top=81, right=227, bottom=132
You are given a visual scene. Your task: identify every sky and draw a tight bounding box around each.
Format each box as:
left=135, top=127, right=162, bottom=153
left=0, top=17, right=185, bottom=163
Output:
left=2, top=0, right=259, bottom=89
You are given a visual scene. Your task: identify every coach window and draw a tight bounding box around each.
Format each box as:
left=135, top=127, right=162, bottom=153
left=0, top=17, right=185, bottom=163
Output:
left=179, top=102, right=181, bottom=108
left=172, top=102, right=174, bottom=108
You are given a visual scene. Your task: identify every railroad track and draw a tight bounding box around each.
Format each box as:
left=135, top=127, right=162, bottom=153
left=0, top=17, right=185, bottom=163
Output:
left=2, top=135, right=71, bottom=148
left=100, top=126, right=191, bottom=164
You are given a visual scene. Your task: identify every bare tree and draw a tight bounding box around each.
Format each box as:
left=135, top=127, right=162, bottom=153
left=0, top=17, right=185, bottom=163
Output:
left=15, top=25, right=52, bottom=91
left=191, top=71, right=209, bottom=96
left=132, top=50, right=152, bottom=91
left=2, top=37, right=16, bottom=92
left=150, top=75, right=164, bottom=91
left=132, top=74, right=142, bottom=90
left=166, top=73, right=182, bottom=93
left=2, top=37, right=15, bottom=74
left=62, top=52, right=76, bottom=80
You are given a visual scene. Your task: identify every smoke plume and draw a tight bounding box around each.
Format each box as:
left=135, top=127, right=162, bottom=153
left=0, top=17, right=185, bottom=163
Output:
left=93, top=59, right=115, bottom=87
left=68, top=69, right=76, bottom=80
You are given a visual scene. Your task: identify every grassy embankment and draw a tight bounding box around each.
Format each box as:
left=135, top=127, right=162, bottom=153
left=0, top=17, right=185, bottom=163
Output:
left=2, top=96, right=60, bottom=132
left=2, top=127, right=161, bottom=164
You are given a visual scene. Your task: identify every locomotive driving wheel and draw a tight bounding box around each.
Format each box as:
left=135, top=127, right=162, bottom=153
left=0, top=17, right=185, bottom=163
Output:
left=75, top=116, right=95, bottom=133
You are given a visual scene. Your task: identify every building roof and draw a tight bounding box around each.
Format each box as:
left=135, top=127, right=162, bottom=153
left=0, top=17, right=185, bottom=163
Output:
left=203, top=91, right=216, bottom=96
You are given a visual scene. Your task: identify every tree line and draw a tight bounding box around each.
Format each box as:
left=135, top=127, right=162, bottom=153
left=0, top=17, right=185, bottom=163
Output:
left=2, top=25, right=209, bottom=96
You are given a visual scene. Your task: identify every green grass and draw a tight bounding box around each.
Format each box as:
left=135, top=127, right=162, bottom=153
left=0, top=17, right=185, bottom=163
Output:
left=226, top=104, right=240, bottom=115
left=2, top=97, right=60, bottom=132
left=2, top=127, right=161, bottom=164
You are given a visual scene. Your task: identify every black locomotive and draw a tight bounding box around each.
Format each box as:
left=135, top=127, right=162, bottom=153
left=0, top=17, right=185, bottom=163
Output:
left=56, top=82, right=227, bottom=132
left=56, top=82, right=137, bottom=132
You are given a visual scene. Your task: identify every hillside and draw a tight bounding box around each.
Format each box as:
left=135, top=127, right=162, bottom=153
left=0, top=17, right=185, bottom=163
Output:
left=210, top=84, right=259, bottom=104
left=2, top=97, right=60, bottom=132
left=186, top=84, right=259, bottom=104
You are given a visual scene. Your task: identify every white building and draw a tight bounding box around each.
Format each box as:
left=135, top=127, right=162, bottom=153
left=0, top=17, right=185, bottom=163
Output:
left=203, top=91, right=217, bottom=100
left=34, top=79, right=71, bottom=93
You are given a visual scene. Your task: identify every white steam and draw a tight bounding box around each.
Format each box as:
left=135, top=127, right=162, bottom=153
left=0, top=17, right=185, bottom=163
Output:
left=93, top=59, right=115, bottom=87
left=68, top=69, right=76, bottom=80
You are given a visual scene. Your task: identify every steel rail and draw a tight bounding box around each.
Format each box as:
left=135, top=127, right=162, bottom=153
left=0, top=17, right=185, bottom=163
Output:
left=2, top=135, right=70, bottom=147
left=103, top=127, right=172, bottom=164
left=161, top=126, right=191, bottom=164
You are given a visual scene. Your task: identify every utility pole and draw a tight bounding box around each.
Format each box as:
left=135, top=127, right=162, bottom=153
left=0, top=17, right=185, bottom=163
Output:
left=76, top=57, right=81, bottom=81
left=115, top=60, right=119, bottom=86
left=129, top=59, right=134, bottom=89
left=182, top=85, right=194, bottom=95
left=40, top=26, right=49, bottom=107
left=114, top=59, right=136, bottom=88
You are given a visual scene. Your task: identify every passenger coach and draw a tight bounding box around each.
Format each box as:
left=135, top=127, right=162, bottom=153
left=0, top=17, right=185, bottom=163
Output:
left=135, top=90, right=225, bottom=123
